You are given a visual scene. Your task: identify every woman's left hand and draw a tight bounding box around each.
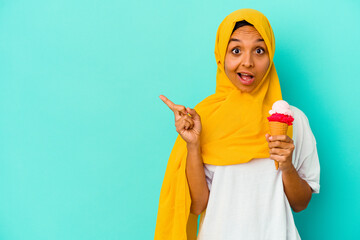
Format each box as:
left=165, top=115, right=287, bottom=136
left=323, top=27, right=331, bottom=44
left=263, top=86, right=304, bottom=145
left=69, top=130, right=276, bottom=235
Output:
left=265, top=134, right=295, bottom=172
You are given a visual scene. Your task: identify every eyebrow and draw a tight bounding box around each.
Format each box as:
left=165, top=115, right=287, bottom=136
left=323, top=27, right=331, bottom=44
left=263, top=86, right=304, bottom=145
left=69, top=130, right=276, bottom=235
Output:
left=229, top=38, right=264, bottom=43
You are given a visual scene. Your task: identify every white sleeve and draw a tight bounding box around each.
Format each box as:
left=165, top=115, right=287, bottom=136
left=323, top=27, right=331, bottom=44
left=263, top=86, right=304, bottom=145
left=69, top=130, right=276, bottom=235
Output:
left=204, top=164, right=215, bottom=191
left=291, top=106, right=321, bottom=194
left=297, top=143, right=321, bottom=194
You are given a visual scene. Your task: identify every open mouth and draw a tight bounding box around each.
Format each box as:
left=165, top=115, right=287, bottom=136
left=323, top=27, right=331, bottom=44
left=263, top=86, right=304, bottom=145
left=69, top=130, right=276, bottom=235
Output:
left=237, top=73, right=255, bottom=85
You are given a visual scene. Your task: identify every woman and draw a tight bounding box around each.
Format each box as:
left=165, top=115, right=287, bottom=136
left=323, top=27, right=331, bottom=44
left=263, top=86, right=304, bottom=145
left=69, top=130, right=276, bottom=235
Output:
left=155, top=9, right=320, bottom=240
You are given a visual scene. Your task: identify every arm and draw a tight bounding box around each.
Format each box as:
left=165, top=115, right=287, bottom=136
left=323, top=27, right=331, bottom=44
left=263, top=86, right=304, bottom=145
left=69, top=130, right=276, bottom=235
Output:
left=158, top=95, right=208, bottom=215
left=186, top=142, right=209, bottom=215
left=266, top=134, right=313, bottom=212
left=282, top=165, right=312, bottom=212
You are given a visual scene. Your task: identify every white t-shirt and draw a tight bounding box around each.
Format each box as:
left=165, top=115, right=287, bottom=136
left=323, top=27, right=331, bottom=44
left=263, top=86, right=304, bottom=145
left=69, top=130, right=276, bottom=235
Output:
left=197, top=105, right=320, bottom=240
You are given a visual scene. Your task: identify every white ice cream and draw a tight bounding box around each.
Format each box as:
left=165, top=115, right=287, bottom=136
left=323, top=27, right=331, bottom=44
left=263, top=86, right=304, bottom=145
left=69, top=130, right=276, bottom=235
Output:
left=269, top=100, right=293, bottom=116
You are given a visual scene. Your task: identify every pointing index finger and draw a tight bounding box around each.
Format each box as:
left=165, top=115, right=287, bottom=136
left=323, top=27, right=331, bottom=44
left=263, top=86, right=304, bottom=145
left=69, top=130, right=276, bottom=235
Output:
left=159, top=95, right=175, bottom=111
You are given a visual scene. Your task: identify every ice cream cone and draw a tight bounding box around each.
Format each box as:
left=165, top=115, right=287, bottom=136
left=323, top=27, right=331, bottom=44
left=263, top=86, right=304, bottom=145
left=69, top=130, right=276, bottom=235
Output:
left=267, top=100, right=294, bottom=170
left=268, top=121, right=288, bottom=170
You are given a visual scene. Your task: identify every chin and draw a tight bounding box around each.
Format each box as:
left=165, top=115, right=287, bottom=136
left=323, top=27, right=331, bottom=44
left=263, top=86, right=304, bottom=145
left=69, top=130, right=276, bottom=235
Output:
left=234, top=82, right=255, bottom=93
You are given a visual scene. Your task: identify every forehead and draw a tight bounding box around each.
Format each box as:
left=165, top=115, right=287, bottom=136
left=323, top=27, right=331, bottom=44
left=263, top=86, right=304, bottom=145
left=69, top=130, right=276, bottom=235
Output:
left=229, top=25, right=263, bottom=40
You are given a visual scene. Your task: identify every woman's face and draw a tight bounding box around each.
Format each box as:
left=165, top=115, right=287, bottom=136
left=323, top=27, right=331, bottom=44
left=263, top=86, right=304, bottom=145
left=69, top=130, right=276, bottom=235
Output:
left=224, top=25, right=270, bottom=93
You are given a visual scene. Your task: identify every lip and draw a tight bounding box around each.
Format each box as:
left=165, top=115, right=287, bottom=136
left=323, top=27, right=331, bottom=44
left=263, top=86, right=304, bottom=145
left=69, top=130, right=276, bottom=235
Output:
left=238, top=71, right=254, bottom=76
left=237, top=72, right=255, bottom=85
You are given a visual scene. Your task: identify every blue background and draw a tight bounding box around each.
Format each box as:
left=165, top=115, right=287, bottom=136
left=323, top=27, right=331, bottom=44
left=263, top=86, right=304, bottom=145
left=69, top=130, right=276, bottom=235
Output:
left=0, top=0, right=359, bottom=239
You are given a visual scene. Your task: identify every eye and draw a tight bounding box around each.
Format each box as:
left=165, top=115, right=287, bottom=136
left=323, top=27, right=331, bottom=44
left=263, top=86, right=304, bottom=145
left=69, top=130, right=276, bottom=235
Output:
left=232, top=48, right=240, bottom=54
left=256, top=48, right=265, bottom=54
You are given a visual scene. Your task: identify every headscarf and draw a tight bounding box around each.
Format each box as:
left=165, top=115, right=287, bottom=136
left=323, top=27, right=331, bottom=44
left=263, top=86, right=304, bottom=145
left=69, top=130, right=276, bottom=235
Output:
left=154, top=8, right=293, bottom=240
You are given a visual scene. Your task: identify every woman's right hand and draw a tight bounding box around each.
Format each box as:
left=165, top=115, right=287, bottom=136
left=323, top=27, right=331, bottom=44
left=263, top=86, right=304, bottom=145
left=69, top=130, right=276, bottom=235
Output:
left=159, top=95, right=202, bottom=145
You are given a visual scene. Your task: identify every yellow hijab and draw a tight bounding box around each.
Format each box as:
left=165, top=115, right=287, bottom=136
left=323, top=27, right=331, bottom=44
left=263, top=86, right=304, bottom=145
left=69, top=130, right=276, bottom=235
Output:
left=154, top=8, right=293, bottom=240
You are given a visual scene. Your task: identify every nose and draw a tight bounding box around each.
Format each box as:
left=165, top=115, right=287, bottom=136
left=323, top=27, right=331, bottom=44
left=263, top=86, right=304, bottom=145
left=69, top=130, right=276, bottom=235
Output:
left=240, top=52, right=254, bottom=68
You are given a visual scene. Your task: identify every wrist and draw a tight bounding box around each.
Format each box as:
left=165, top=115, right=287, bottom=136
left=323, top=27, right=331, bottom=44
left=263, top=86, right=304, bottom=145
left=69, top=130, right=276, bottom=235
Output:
left=282, top=163, right=296, bottom=175
left=187, top=142, right=201, bottom=151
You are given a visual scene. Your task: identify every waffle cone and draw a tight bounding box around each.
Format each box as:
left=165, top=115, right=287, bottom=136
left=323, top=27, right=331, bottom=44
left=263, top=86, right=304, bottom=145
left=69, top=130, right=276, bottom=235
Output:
left=268, top=121, right=289, bottom=170
left=269, top=121, right=288, bottom=135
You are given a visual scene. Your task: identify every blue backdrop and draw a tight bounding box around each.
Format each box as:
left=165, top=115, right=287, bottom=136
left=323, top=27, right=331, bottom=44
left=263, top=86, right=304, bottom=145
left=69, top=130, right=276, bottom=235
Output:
left=0, top=0, right=359, bottom=239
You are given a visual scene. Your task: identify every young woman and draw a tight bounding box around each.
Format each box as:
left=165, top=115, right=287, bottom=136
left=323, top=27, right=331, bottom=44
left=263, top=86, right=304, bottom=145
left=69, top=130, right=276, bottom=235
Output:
left=155, top=8, right=320, bottom=240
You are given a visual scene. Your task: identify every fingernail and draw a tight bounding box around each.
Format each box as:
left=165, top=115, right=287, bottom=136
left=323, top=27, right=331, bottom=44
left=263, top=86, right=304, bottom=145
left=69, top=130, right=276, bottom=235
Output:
left=269, top=136, right=272, bottom=140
